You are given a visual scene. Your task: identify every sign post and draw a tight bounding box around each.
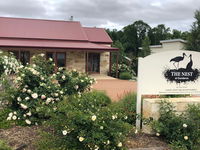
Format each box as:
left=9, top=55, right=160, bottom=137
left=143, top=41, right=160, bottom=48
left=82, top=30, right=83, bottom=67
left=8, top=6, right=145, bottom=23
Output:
left=136, top=50, right=200, bottom=129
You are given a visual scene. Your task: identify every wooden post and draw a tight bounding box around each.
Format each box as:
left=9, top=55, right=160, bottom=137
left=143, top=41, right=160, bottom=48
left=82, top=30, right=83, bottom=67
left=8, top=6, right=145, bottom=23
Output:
left=85, top=51, right=88, bottom=73
left=116, top=51, right=119, bottom=78
left=109, top=52, right=112, bottom=76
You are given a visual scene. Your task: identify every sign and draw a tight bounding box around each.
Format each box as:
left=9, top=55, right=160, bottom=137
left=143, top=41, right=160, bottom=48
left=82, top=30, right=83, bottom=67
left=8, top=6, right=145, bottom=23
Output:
left=136, top=50, right=200, bottom=128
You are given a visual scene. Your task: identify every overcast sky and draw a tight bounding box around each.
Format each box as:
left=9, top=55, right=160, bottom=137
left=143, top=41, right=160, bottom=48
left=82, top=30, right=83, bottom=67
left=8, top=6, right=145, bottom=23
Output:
left=0, top=0, right=199, bottom=31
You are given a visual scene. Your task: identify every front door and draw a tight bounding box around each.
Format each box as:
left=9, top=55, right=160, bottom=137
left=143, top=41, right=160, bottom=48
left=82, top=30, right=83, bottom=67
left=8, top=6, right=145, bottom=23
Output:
left=88, top=53, right=100, bottom=73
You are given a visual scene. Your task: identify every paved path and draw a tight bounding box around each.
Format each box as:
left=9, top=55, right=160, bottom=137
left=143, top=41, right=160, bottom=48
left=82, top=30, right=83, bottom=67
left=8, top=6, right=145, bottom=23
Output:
left=93, top=79, right=137, bottom=101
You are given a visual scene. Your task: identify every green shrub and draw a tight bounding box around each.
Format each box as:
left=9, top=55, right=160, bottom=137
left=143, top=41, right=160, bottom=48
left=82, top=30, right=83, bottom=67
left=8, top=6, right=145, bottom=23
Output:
left=119, top=72, right=132, bottom=80
left=0, top=50, right=20, bottom=77
left=110, top=63, right=135, bottom=78
left=3, top=55, right=94, bottom=126
left=42, top=91, right=132, bottom=150
left=31, top=53, right=54, bottom=75
left=56, top=68, right=95, bottom=95
left=151, top=101, right=200, bottom=150
left=111, top=93, right=137, bottom=125
left=0, top=140, right=12, bottom=150
left=0, top=108, right=14, bottom=129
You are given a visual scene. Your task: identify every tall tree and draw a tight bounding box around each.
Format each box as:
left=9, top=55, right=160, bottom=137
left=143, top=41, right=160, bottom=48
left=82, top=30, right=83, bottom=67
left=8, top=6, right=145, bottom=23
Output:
left=139, top=36, right=151, bottom=57
left=186, top=10, right=200, bottom=51
left=150, top=24, right=171, bottom=45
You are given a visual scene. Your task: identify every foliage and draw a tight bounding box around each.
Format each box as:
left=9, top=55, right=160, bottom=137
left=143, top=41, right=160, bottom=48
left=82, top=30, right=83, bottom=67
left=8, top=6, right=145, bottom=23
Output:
left=56, top=68, right=95, bottom=95
left=42, top=91, right=132, bottom=150
left=3, top=55, right=93, bottom=126
left=119, top=72, right=132, bottom=80
left=151, top=101, right=200, bottom=150
left=186, top=9, right=200, bottom=51
left=0, top=50, right=20, bottom=77
left=139, top=36, right=151, bottom=57
left=31, top=53, right=55, bottom=75
left=116, top=93, right=137, bottom=125
left=0, top=140, right=12, bottom=150
left=0, top=108, right=14, bottom=129
left=111, top=63, right=135, bottom=78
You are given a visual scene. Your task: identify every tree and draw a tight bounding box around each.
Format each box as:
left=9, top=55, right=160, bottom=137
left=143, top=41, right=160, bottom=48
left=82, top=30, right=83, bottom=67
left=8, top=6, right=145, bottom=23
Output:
left=186, top=10, right=200, bottom=51
left=150, top=24, right=171, bottom=45
left=112, top=40, right=125, bottom=63
left=139, top=36, right=151, bottom=57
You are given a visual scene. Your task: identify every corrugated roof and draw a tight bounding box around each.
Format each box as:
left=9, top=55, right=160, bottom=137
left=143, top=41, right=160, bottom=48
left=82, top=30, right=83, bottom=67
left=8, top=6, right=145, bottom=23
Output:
left=0, top=17, right=88, bottom=41
left=0, top=17, right=117, bottom=51
left=0, top=38, right=118, bottom=51
left=84, top=27, right=112, bottom=44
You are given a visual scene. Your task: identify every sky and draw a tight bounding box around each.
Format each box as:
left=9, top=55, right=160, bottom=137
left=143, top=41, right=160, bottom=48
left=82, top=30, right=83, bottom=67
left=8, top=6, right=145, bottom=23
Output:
left=0, top=0, right=199, bottom=31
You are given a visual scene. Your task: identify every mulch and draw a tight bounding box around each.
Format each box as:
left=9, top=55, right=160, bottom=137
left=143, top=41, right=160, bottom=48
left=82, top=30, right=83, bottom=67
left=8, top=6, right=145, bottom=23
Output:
left=0, top=126, right=170, bottom=150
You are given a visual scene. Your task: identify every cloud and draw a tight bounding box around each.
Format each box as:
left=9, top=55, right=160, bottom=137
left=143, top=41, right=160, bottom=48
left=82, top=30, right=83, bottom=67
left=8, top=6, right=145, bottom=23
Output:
left=0, top=0, right=46, bottom=18
left=0, top=0, right=198, bottom=31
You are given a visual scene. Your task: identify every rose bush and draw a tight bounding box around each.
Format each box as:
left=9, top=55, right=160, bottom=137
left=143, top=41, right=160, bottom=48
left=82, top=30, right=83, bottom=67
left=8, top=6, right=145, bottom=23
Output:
left=0, top=50, right=20, bottom=77
left=4, top=54, right=94, bottom=125
left=151, top=101, right=200, bottom=150
left=41, top=91, right=132, bottom=150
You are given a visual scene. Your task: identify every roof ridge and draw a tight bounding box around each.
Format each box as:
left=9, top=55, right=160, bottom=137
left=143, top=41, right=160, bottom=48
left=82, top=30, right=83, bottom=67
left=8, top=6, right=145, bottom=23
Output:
left=0, top=16, right=81, bottom=23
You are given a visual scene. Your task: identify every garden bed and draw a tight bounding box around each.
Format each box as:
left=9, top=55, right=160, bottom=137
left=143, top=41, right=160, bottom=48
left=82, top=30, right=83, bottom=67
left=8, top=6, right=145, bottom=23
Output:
left=0, top=126, right=170, bottom=150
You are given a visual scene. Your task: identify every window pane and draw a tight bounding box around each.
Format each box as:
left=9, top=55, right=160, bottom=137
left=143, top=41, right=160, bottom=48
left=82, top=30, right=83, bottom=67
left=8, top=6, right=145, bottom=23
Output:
left=57, top=53, right=66, bottom=67
left=46, top=52, right=55, bottom=61
left=9, top=51, right=19, bottom=59
left=20, top=51, right=30, bottom=65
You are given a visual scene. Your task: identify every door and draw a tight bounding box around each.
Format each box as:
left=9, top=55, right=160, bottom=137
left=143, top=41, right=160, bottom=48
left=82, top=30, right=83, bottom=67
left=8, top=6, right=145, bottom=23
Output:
left=88, top=53, right=100, bottom=73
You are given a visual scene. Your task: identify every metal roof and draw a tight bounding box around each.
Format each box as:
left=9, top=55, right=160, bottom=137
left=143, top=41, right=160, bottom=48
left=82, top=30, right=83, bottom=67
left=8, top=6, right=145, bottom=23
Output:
left=0, top=17, right=117, bottom=51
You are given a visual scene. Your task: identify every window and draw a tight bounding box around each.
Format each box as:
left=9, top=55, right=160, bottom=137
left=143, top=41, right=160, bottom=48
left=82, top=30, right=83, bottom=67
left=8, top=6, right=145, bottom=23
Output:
left=20, top=51, right=30, bottom=65
left=8, top=50, right=30, bottom=65
left=56, top=53, right=66, bottom=67
left=46, top=52, right=66, bottom=68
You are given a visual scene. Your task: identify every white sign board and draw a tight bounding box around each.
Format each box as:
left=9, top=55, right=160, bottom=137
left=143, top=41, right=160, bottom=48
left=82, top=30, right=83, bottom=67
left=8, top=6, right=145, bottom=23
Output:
left=136, top=50, right=200, bottom=128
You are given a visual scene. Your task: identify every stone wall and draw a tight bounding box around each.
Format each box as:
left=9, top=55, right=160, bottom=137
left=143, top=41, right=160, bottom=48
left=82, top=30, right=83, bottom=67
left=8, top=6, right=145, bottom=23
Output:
left=1, top=48, right=110, bottom=75
left=100, top=52, right=110, bottom=75
left=66, top=51, right=86, bottom=73
left=142, top=97, right=200, bottom=133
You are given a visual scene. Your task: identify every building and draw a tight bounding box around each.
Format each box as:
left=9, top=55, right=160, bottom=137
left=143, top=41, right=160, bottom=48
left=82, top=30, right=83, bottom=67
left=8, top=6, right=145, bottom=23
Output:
left=150, top=39, right=187, bottom=54
left=0, top=17, right=118, bottom=75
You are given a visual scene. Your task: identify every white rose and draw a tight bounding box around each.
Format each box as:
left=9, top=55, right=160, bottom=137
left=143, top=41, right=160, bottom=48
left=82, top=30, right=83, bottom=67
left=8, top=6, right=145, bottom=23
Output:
left=60, top=91, right=64, bottom=94
left=79, top=137, right=84, bottom=142
left=100, top=126, right=104, bottom=130
left=7, top=116, right=11, bottom=120
left=27, top=111, right=32, bottom=116
left=46, top=98, right=52, bottom=104
left=40, top=53, right=45, bottom=57
left=25, top=119, right=31, bottom=125
left=62, top=130, right=68, bottom=135
left=183, top=123, right=188, bottom=128
left=8, top=112, right=13, bottom=117
left=13, top=111, right=17, bottom=115
left=74, top=85, right=79, bottom=90
left=12, top=115, right=17, bottom=120
left=117, top=142, right=122, bottom=147
left=31, top=93, right=38, bottom=99
left=107, top=140, right=110, bottom=145
left=156, top=133, right=160, bottom=136
left=20, top=103, right=28, bottom=110
left=27, top=89, right=31, bottom=93
left=17, top=97, right=22, bottom=102
left=91, top=115, right=96, bottom=121
left=62, top=75, right=66, bottom=80
left=22, top=88, right=27, bottom=92
left=25, top=97, right=30, bottom=100
left=54, top=93, right=59, bottom=97
left=41, top=95, right=46, bottom=99
left=184, top=136, right=188, bottom=140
